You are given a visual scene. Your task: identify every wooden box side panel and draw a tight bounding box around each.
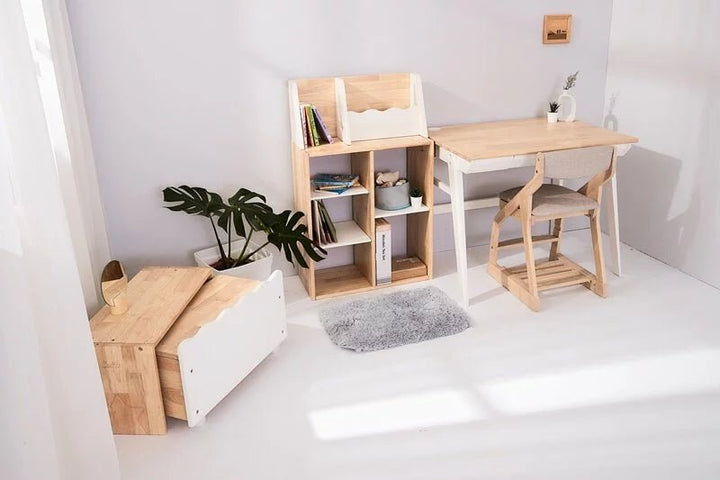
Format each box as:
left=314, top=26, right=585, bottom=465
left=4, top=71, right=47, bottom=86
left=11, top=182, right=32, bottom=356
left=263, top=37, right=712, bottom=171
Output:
left=94, top=344, right=166, bottom=434
left=157, top=354, right=187, bottom=421
left=343, top=73, right=411, bottom=112
left=294, top=77, right=338, bottom=138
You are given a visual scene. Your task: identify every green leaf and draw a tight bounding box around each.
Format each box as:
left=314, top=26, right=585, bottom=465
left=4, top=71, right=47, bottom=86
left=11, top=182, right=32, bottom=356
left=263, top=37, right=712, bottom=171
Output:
left=226, top=188, right=273, bottom=234
left=266, top=210, right=325, bottom=268
left=162, top=185, right=225, bottom=217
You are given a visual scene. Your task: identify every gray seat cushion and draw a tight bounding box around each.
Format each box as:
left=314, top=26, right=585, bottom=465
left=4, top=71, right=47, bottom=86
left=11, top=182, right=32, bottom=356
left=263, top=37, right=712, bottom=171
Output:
left=499, top=184, right=599, bottom=217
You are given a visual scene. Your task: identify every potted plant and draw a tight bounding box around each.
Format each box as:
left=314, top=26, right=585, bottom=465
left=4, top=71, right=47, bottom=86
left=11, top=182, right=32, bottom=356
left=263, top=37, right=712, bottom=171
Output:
left=163, top=185, right=325, bottom=280
left=547, top=101, right=560, bottom=123
left=410, top=187, right=423, bottom=208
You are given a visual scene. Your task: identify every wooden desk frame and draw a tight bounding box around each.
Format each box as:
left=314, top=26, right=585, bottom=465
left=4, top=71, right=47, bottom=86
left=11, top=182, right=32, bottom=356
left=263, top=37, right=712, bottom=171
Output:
left=432, top=125, right=634, bottom=308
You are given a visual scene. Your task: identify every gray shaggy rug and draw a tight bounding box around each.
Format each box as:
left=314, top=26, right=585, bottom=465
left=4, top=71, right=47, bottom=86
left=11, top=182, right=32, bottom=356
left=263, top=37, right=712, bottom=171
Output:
left=319, top=286, right=471, bottom=352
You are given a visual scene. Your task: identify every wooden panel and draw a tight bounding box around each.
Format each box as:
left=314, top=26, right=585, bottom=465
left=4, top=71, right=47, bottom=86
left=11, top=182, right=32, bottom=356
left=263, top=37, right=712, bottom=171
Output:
left=315, top=264, right=373, bottom=299
left=94, top=344, right=166, bottom=434
left=156, top=275, right=260, bottom=358
left=295, top=77, right=337, bottom=137
left=429, top=119, right=638, bottom=161
left=156, top=353, right=186, bottom=420
left=306, top=135, right=430, bottom=157
left=351, top=151, right=375, bottom=285
left=291, top=146, right=315, bottom=298
left=90, top=267, right=211, bottom=345
left=406, top=143, right=434, bottom=277
left=344, top=73, right=411, bottom=112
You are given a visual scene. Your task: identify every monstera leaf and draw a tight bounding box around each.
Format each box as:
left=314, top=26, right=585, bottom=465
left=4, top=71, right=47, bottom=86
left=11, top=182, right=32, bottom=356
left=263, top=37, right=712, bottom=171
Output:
left=162, top=185, right=225, bottom=217
left=267, top=210, right=326, bottom=268
left=217, top=188, right=273, bottom=238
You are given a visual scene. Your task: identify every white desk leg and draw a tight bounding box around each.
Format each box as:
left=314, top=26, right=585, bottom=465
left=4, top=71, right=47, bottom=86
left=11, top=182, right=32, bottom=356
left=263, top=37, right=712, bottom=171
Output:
left=448, top=161, right=469, bottom=308
left=605, top=175, right=622, bottom=276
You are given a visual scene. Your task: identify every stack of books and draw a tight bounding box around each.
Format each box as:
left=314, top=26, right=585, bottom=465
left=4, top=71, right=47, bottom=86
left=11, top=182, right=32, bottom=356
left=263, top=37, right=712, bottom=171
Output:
left=312, top=200, right=337, bottom=246
left=311, top=173, right=359, bottom=195
left=300, top=103, right=334, bottom=147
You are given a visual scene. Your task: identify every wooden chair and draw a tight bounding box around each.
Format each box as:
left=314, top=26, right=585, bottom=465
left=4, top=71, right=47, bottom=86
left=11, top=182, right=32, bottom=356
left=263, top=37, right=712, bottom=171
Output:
left=487, top=146, right=617, bottom=311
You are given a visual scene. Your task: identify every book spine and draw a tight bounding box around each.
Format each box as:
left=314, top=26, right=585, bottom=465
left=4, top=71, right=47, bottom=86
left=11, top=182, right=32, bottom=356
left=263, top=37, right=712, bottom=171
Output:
left=304, top=105, right=314, bottom=146
left=299, top=103, right=308, bottom=148
left=306, top=105, right=321, bottom=146
left=311, top=106, right=334, bottom=144
left=375, top=219, right=392, bottom=284
left=318, top=201, right=337, bottom=242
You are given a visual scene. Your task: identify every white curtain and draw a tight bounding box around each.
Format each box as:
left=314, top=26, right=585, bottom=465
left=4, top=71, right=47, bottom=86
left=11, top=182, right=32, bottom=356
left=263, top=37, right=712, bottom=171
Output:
left=0, top=0, right=120, bottom=478
left=22, top=0, right=111, bottom=314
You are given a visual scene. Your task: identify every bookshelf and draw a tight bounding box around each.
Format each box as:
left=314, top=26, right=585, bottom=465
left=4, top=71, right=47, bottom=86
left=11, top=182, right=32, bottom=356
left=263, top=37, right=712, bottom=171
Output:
left=289, top=73, right=434, bottom=300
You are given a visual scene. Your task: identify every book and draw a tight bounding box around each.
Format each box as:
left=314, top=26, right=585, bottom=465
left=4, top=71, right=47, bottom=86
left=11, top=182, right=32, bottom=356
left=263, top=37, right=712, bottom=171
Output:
left=311, top=174, right=360, bottom=195
left=303, top=105, right=315, bottom=146
left=311, top=106, right=333, bottom=144
left=317, top=201, right=337, bottom=243
left=305, top=105, right=321, bottom=147
left=375, top=218, right=392, bottom=284
left=299, top=103, right=308, bottom=148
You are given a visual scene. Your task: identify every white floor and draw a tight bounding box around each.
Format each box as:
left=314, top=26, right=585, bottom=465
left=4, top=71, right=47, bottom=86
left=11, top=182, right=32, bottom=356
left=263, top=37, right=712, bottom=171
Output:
left=115, top=232, right=720, bottom=480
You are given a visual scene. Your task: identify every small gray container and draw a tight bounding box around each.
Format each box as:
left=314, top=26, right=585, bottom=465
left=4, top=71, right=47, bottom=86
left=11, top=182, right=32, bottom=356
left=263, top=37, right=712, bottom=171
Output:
left=375, top=183, right=410, bottom=210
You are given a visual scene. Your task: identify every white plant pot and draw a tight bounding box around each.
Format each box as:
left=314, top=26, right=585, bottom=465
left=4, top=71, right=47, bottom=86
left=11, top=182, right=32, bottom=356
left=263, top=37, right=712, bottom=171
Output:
left=410, top=196, right=423, bottom=208
left=194, top=239, right=273, bottom=281
left=546, top=112, right=559, bottom=123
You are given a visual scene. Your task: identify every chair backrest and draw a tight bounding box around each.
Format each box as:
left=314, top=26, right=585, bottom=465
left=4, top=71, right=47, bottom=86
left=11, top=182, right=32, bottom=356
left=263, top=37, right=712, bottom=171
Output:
left=543, top=146, right=614, bottom=179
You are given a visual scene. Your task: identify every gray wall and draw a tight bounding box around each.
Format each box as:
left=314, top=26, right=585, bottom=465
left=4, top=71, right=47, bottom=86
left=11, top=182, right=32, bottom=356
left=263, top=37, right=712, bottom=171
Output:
left=604, top=0, right=720, bottom=288
left=67, top=0, right=613, bottom=275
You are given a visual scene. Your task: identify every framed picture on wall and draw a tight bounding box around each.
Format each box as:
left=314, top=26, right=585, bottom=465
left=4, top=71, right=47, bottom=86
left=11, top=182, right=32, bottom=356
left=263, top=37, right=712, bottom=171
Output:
left=543, top=15, right=572, bottom=44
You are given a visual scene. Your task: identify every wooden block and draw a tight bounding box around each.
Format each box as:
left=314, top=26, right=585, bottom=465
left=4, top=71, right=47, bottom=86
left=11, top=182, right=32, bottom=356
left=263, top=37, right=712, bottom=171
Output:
left=392, top=256, right=427, bottom=282
left=94, top=343, right=166, bottom=434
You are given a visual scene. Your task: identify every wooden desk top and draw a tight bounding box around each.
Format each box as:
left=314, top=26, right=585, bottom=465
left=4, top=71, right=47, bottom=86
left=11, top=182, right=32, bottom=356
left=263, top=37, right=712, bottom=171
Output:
left=429, top=118, right=638, bottom=161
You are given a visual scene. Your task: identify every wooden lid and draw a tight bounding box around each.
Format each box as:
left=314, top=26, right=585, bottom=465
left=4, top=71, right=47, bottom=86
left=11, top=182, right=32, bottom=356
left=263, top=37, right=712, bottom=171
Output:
left=90, top=266, right=212, bottom=345
left=156, top=275, right=260, bottom=358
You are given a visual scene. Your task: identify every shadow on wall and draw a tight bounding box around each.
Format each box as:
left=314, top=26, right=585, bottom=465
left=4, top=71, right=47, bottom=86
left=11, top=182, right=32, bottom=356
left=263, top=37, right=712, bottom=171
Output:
left=615, top=146, right=700, bottom=270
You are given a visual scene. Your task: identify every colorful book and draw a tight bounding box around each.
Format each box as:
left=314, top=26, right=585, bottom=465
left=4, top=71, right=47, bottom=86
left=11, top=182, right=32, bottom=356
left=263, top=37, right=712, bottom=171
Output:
left=311, top=106, right=333, bottom=144
left=299, top=103, right=308, bottom=148
left=305, top=105, right=321, bottom=147
left=303, top=105, right=315, bottom=146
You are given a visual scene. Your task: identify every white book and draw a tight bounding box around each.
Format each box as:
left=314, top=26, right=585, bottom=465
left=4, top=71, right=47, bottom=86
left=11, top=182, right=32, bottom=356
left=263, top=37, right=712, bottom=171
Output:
left=375, top=218, right=392, bottom=285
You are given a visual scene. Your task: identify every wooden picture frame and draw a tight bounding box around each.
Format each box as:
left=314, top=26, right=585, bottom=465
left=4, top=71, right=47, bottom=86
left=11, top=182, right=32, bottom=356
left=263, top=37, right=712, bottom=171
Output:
left=543, top=15, right=572, bottom=44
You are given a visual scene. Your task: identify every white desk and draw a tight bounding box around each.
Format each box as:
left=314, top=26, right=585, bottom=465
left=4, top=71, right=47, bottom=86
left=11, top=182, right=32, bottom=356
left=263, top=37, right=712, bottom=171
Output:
left=429, top=118, right=638, bottom=308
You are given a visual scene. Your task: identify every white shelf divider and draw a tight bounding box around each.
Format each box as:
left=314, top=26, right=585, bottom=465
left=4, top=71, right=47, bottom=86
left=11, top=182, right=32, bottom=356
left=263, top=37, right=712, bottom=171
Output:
left=374, top=203, right=430, bottom=219
left=311, top=185, right=368, bottom=201
left=320, top=220, right=371, bottom=249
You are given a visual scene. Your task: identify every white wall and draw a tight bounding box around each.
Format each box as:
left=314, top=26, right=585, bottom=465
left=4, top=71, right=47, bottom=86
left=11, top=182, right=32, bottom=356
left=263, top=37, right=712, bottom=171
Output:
left=0, top=1, right=120, bottom=478
left=604, top=1, right=720, bottom=288
left=66, top=0, right=613, bottom=275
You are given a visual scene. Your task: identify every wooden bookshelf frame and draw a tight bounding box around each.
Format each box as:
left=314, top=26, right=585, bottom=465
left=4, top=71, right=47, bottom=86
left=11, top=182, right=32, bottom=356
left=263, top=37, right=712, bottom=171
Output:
left=289, top=73, right=433, bottom=300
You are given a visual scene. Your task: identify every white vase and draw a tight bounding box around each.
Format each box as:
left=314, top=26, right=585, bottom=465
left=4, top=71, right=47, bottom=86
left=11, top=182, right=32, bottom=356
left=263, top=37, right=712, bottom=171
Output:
left=410, top=196, right=423, bottom=208
left=557, top=88, right=576, bottom=122
left=194, top=239, right=273, bottom=281
left=546, top=112, right=559, bottom=123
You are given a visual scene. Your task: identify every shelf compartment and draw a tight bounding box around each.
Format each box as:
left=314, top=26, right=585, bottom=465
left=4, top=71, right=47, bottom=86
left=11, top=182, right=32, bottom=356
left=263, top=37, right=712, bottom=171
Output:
left=318, top=220, right=371, bottom=249
left=311, top=185, right=368, bottom=201
left=375, top=203, right=430, bottom=219
left=315, top=264, right=373, bottom=299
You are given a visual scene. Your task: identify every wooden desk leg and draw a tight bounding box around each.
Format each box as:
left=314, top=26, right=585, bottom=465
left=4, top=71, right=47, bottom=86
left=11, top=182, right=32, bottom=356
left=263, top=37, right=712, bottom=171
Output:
left=448, top=161, right=469, bottom=308
left=604, top=175, right=622, bottom=276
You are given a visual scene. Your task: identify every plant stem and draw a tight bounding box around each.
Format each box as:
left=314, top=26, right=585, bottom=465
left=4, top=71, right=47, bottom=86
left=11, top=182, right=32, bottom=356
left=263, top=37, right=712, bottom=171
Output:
left=237, top=228, right=253, bottom=263
left=227, top=212, right=232, bottom=261
left=209, top=217, right=228, bottom=263
left=242, top=240, right=270, bottom=263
